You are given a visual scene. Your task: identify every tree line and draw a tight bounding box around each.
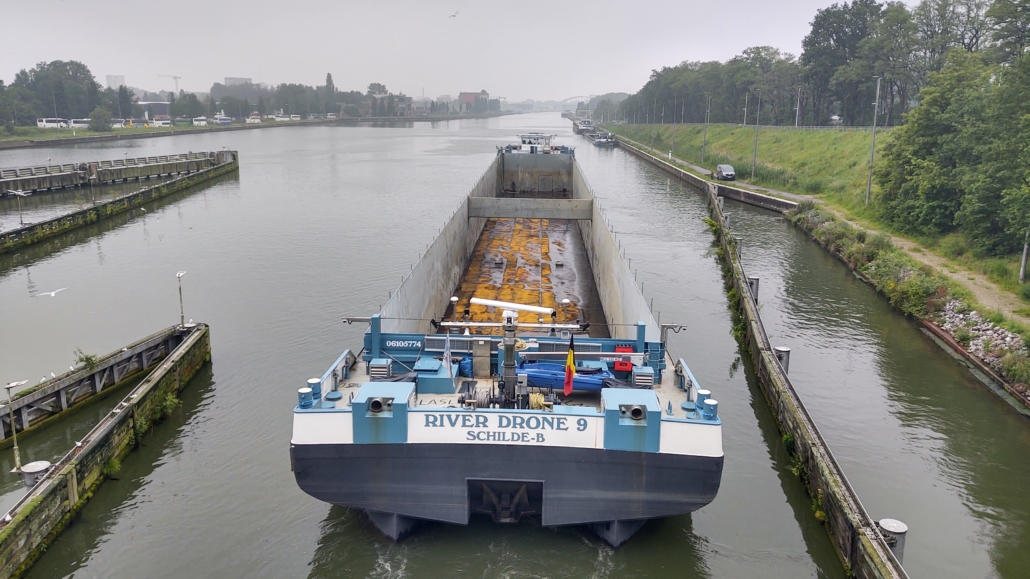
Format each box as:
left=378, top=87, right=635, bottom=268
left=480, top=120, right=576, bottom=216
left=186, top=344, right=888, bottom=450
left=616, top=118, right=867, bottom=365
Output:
left=619, top=0, right=1030, bottom=128
left=616, top=0, right=1030, bottom=259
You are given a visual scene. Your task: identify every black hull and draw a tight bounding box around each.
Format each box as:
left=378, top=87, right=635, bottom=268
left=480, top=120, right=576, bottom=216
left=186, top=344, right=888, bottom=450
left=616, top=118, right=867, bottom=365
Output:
left=291, top=442, right=722, bottom=546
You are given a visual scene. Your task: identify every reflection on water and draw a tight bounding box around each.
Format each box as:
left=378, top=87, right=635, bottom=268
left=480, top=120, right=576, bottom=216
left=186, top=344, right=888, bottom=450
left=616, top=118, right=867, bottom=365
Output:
left=729, top=198, right=1030, bottom=578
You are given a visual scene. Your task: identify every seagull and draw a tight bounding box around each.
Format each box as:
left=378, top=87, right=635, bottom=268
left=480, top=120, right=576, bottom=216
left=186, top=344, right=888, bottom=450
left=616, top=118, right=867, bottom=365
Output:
left=40, top=376, right=46, bottom=383
left=34, top=288, right=67, bottom=297
left=448, top=10, right=458, bottom=17
left=51, top=372, right=56, bottom=378
left=141, top=208, right=146, bottom=213
left=70, top=366, right=75, bottom=371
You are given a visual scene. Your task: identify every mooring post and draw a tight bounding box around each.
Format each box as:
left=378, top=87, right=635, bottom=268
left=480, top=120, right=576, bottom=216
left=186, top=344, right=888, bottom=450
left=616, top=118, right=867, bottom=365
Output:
left=877, top=519, right=908, bottom=564
left=717, top=196, right=724, bottom=212
left=747, top=276, right=759, bottom=301
left=774, top=346, right=791, bottom=374
left=735, top=236, right=743, bottom=257
left=724, top=213, right=731, bottom=228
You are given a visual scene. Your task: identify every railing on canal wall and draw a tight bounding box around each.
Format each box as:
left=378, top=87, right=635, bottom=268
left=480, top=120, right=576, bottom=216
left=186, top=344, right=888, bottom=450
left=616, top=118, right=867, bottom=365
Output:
left=0, top=324, right=211, bottom=579
left=0, top=151, right=238, bottom=255
left=615, top=136, right=908, bottom=579
left=1, top=151, right=222, bottom=196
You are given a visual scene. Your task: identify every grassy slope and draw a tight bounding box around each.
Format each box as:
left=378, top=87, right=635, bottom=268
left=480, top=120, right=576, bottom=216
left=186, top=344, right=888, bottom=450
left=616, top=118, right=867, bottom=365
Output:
left=608, top=124, right=1027, bottom=304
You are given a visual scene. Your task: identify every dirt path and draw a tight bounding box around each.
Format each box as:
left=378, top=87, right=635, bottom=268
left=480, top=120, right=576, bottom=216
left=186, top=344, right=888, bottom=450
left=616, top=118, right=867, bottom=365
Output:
left=624, top=136, right=1030, bottom=326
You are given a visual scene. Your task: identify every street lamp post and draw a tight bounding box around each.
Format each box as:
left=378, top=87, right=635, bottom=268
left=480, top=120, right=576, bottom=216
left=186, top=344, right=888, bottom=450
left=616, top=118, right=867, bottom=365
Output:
left=5, top=380, right=28, bottom=472
left=743, top=93, right=748, bottom=126
left=702, top=95, right=711, bottom=163
left=176, top=271, right=186, bottom=327
left=795, top=87, right=802, bottom=127
left=751, top=90, right=762, bottom=181
left=9, top=189, right=30, bottom=226
left=1019, top=225, right=1029, bottom=284
left=866, top=76, right=882, bottom=206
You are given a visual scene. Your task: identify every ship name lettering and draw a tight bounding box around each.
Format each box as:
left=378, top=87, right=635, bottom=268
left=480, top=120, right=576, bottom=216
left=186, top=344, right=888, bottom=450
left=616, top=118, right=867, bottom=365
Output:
left=465, top=431, right=545, bottom=443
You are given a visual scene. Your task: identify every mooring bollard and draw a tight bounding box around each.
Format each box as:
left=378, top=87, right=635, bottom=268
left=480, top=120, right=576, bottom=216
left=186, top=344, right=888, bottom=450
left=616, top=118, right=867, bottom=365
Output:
left=724, top=213, right=731, bottom=228
left=717, top=196, right=724, bottom=211
left=877, top=519, right=908, bottom=564
left=747, top=276, right=759, bottom=301
left=19, top=460, right=52, bottom=489
left=774, top=346, right=791, bottom=374
left=735, top=236, right=742, bottom=257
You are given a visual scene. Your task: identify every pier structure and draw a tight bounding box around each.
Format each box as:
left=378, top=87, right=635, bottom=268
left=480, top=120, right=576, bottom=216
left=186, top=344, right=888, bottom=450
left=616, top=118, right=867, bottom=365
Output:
left=0, top=326, right=190, bottom=445
left=0, top=151, right=238, bottom=254
left=0, top=324, right=211, bottom=579
left=1, top=152, right=222, bottom=196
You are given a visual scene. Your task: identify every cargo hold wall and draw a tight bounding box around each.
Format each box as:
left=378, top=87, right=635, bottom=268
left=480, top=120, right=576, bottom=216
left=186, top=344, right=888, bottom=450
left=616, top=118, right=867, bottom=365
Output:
left=571, top=162, right=660, bottom=342
left=378, top=157, right=497, bottom=334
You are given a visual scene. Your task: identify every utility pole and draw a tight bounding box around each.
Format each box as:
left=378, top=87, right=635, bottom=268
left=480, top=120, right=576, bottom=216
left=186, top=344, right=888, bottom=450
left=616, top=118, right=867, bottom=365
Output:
left=661, top=102, right=665, bottom=124
left=751, top=90, right=762, bottom=181
left=702, top=94, right=711, bottom=163
left=866, top=76, right=882, bottom=206
left=1019, top=224, right=1029, bottom=284
left=743, top=93, right=748, bottom=126
left=795, top=87, right=802, bottom=127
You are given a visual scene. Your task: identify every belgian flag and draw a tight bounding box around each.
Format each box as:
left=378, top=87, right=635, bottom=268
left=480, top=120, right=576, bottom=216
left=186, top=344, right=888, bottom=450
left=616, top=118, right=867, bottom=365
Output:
left=563, top=333, right=575, bottom=396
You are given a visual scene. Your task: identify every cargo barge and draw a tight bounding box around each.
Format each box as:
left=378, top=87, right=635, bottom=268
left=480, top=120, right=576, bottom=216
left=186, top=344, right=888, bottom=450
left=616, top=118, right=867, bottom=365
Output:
left=290, top=133, right=723, bottom=547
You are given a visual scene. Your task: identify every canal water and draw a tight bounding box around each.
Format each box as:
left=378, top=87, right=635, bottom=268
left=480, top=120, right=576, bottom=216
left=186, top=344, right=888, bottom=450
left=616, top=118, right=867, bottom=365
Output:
left=0, top=113, right=1023, bottom=578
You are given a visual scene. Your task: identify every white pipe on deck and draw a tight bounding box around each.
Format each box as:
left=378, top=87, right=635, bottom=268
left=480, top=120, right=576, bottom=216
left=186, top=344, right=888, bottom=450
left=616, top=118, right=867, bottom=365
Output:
left=469, top=297, right=554, bottom=315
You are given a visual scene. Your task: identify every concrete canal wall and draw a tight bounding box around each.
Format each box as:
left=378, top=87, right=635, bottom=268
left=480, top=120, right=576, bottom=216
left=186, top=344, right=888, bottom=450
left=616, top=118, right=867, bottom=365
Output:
left=0, top=324, right=211, bottom=579
left=0, top=151, right=237, bottom=255
left=1, top=152, right=222, bottom=195
left=616, top=138, right=906, bottom=579
left=1, top=326, right=189, bottom=447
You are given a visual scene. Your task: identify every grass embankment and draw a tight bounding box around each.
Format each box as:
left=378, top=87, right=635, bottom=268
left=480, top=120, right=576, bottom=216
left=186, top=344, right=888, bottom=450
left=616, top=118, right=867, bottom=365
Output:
left=607, top=123, right=1030, bottom=315
left=789, top=200, right=1030, bottom=391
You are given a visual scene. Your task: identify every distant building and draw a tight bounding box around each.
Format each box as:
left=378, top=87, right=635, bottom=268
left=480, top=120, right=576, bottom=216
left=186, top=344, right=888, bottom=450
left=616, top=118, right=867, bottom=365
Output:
left=106, top=75, right=125, bottom=89
left=437, top=95, right=452, bottom=103
left=224, top=77, right=252, bottom=86
left=458, top=90, right=489, bottom=112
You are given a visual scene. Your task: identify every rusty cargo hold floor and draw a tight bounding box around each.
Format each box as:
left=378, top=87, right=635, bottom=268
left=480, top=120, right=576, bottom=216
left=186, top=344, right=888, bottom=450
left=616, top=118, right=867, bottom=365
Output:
left=445, top=217, right=609, bottom=338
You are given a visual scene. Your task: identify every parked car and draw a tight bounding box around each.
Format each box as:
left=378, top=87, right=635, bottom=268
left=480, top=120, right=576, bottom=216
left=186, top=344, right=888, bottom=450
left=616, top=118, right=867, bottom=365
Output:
left=715, top=164, right=736, bottom=180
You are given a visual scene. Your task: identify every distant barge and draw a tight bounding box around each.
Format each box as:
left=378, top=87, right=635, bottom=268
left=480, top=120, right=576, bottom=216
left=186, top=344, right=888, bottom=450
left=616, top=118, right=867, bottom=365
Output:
left=290, top=134, right=723, bottom=547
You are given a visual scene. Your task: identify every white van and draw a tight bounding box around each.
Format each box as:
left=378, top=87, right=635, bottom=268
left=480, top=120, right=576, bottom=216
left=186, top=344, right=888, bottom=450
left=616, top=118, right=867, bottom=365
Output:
left=151, top=119, right=172, bottom=127
left=290, top=114, right=301, bottom=121
left=69, top=119, right=91, bottom=129
left=192, top=117, right=208, bottom=126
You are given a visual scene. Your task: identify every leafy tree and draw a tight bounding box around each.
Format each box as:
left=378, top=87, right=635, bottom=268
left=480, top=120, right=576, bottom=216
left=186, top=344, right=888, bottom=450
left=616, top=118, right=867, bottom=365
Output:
left=12, top=60, right=102, bottom=119
left=117, top=85, right=133, bottom=119
left=171, top=93, right=205, bottom=118
left=987, top=0, right=1030, bottom=63
left=876, top=51, right=990, bottom=236
left=88, top=106, right=112, bottom=131
left=367, top=82, right=387, bottom=96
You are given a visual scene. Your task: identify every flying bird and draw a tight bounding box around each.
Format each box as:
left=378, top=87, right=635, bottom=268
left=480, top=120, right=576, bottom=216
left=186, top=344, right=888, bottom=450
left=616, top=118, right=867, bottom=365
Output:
left=34, top=288, right=67, bottom=297
left=448, top=10, right=458, bottom=17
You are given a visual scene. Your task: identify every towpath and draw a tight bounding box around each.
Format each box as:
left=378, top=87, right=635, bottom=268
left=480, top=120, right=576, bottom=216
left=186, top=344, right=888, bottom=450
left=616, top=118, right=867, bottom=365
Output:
left=619, top=136, right=1030, bottom=326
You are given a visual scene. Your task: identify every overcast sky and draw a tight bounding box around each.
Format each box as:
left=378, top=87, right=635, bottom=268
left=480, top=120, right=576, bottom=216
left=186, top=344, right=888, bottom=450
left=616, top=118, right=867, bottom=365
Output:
left=3, top=0, right=843, bottom=102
